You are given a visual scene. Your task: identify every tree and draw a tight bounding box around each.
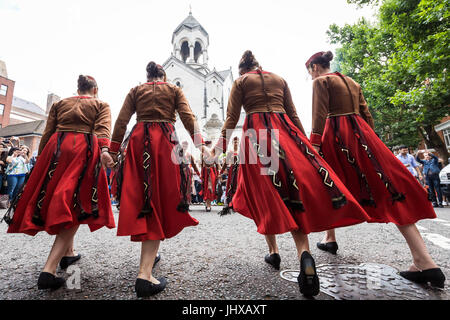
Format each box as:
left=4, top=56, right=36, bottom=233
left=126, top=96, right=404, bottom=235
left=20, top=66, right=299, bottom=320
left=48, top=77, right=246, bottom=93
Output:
left=328, top=0, right=450, bottom=163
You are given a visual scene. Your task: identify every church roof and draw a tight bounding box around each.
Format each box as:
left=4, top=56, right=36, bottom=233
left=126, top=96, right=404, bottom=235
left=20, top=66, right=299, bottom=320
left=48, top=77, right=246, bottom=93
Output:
left=173, top=13, right=208, bottom=38
left=0, top=120, right=46, bottom=137
left=218, top=69, right=232, bottom=80
left=12, top=96, right=46, bottom=115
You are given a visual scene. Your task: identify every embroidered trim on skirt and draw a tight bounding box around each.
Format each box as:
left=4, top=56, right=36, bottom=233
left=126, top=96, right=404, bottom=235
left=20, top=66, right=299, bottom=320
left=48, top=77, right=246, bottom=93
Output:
left=116, top=122, right=198, bottom=241
left=5, top=132, right=115, bottom=236
left=230, top=112, right=369, bottom=235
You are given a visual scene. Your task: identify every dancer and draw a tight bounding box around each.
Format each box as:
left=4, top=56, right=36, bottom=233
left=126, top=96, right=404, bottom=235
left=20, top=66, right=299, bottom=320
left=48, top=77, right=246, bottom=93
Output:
left=210, top=50, right=370, bottom=297
left=181, top=141, right=200, bottom=207
left=306, top=51, right=445, bottom=288
left=2, top=75, right=115, bottom=289
left=218, top=136, right=240, bottom=215
left=102, top=62, right=207, bottom=297
left=201, top=141, right=218, bottom=212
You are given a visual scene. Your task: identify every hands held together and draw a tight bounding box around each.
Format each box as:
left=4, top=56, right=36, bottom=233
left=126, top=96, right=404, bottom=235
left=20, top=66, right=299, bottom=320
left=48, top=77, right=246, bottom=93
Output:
left=100, top=144, right=221, bottom=170
left=100, top=149, right=117, bottom=169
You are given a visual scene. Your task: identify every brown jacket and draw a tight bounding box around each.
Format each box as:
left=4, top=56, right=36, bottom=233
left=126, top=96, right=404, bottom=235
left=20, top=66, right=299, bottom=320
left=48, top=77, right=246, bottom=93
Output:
left=39, top=96, right=111, bottom=155
left=217, top=70, right=305, bottom=150
left=110, top=81, right=202, bottom=153
left=310, top=72, right=374, bottom=146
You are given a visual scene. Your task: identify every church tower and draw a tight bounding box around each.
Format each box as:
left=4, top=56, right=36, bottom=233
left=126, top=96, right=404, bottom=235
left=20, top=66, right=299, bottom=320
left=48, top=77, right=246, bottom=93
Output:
left=171, top=10, right=210, bottom=75
left=163, top=11, right=238, bottom=147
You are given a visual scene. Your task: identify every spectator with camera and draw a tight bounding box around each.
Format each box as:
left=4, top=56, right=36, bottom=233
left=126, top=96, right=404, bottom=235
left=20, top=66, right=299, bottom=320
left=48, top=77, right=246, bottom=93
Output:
left=5, top=147, right=29, bottom=206
left=416, top=151, right=443, bottom=208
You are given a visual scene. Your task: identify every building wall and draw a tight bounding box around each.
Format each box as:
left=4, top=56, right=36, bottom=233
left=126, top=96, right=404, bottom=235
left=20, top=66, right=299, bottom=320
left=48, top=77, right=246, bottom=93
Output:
left=46, top=93, right=61, bottom=114
left=19, top=136, right=40, bottom=154
left=437, top=115, right=450, bottom=150
left=206, top=75, right=224, bottom=121
left=0, top=76, right=15, bottom=128
left=165, top=61, right=205, bottom=120
left=9, top=107, right=47, bottom=125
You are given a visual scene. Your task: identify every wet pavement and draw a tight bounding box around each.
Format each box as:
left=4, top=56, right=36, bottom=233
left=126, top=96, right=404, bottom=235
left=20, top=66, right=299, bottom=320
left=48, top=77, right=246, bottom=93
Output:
left=0, top=205, right=449, bottom=300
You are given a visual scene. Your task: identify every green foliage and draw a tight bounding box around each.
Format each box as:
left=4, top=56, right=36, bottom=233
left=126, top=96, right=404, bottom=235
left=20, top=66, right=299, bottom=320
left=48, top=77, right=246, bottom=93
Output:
left=328, top=0, right=450, bottom=152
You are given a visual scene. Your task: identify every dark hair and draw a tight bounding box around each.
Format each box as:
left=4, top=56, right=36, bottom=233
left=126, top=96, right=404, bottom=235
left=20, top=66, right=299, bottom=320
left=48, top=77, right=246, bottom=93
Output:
left=238, top=50, right=260, bottom=74
left=399, top=145, right=408, bottom=149
left=146, top=61, right=166, bottom=81
left=78, top=75, right=97, bottom=93
left=8, top=147, right=20, bottom=156
left=308, top=51, right=334, bottom=69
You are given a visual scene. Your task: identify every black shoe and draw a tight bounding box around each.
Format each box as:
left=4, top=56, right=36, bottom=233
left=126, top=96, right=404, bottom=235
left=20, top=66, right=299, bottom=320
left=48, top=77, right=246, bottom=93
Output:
left=59, top=254, right=81, bottom=270
left=298, top=251, right=320, bottom=297
left=316, top=242, right=338, bottom=254
left=135, top=277, right=167, bottom=297
left=264, top=253, right=281, bottom=270
left=153, top=253, right=161, bottom=267
left=37, top=272, right=65, bottom=290
left=400, top=268, right=446, bottom=288
left=432, top=203, right=439, bottom=208
left=438, top=204, right=444, bottom=208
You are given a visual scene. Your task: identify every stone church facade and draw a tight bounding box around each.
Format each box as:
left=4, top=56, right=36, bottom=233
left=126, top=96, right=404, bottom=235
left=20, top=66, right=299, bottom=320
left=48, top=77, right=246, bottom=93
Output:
left=162, top=11, right=244, bottom=150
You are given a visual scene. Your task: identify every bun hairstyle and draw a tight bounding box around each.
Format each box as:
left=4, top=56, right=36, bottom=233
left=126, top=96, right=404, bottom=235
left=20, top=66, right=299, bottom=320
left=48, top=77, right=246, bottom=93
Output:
left=306, top=51, right=334, bottom=69
left=77, top=75, right=97, bottom=93
left=146, top=61, right=166, bottom=81
left=238, top=50, right=260, bottom=74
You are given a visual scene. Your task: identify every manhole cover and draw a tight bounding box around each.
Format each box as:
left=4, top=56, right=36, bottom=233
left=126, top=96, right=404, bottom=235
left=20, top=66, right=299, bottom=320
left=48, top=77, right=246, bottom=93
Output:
left=280, top=263, right=442, bottom=300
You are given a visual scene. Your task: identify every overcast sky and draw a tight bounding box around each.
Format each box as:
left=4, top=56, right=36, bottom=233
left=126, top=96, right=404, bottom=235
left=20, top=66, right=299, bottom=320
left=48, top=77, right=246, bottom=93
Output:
left=0, top=0, right=377, bottom=134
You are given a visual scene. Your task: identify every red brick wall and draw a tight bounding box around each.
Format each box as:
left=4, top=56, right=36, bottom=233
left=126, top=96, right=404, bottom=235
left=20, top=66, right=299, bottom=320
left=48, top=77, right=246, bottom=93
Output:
left=0, top=76, right=15, bottom=128
left=436, top=115, right=450, bottom=144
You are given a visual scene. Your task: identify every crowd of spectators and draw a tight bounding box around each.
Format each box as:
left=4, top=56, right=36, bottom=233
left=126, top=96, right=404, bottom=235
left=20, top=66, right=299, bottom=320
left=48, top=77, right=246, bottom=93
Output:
left=395, top=145, right=448, bottom=208
left=0, top=136, right=36, bottom=207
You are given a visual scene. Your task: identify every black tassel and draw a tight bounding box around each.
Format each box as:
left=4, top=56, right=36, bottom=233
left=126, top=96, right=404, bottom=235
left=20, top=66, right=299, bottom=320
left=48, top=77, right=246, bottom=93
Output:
left=288, top=201, right=305, bottom=212
left=332, top=196, right=347, bottom=209
left=218, top=206, right=233, bottom=216
left=177, top=202, right=190, bottom=212
left=392, top=193, right=406, bottom=203
left=31, top=215, right=45, bottom=227
left=360, top=198, right=376, bottom=207
left=138, top=207, right=153, bottom=219
left=1, top=214, right=12, bottom=225
left=1, top=207, right=14, bottom=225
left=77, top=211, right=91, bottom=222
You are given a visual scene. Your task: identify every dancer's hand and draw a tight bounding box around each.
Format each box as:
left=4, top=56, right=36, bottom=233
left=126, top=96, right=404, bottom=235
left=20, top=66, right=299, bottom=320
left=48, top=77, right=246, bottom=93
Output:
left=201, top=145, right=211, bottom=159
left=210, top=147, right=216, bottom=159
left=312, top=145, right=320, bottom=153
left=101, top=151, right=115, bottom=168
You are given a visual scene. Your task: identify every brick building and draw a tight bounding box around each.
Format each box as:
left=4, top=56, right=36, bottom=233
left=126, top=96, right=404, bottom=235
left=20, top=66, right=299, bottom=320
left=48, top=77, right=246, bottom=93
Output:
left=0, top=60, right=15, bottom=128
left=435, top=115, right=450, bottom=153
left=0, top=60, right=60, bottom=154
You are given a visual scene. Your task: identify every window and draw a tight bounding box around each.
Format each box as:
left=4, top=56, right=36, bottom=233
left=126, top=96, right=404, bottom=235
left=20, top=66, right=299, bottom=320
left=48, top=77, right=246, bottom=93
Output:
left=444, top=129, right=450, bottom=149
left=0, top=85, right=7, bottom=96
left=0, top=104, right=4, bottom=115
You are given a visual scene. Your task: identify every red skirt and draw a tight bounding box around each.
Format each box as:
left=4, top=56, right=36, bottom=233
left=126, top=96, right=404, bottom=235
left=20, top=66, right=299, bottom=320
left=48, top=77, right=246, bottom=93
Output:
left=321, top=114, right=436, bottom=225
left=116, top=122, right=198, bottom=242
left=7, top=132, right=115, bottom=236
left=231, top=113, right=370, bottom=235
left=202, top=166, right=216, bottom=201
left=110, top=169, right=118, bottom=198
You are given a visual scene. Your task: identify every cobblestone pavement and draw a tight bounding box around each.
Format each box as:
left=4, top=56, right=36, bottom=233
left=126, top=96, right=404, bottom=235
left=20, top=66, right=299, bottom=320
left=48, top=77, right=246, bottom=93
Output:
left=0, top=205, right=449, bottom=300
